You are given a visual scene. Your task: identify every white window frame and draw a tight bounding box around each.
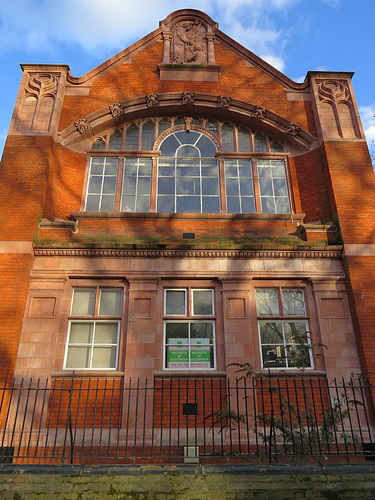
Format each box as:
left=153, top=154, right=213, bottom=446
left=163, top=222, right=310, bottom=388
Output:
left=64, top=287, right=123, bottom=371
left=163, top=287, right=216, bottom=370
left=256, top=288, right=313, bottom=370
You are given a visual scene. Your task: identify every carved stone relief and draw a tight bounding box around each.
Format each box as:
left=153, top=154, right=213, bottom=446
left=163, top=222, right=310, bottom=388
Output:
left=74, top=118, right=91, bottom=134
left=21, top=72, right=59, bottom=133
left=217, top=96, right=231, bottom=109
left=285, top=122, right=301, bottom=137
left=316, top=79, right=361, bottom=139
left=182, top=92, right=195, bottom=105
left=250, top=106, right=266, bottom=120
left=145, top=94, right=159, bottom=107
left=171, top=20, right=208, bottom=64
left=109, top=102, right=124, bottom=117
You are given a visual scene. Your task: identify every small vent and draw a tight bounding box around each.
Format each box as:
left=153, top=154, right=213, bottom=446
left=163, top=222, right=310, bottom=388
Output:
left=0, top=447, right=14, bottom=464
left=183, top=233, right=195, bottom=239
left=183, top=402, right=198, bottom=415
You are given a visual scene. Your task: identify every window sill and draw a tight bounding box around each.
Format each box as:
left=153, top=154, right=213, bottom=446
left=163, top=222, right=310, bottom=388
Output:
left=70, top=211, right=305, bottom=222
left=258, top=369, right=327, bottom=378
left=51, top=370, right=125, bottom=378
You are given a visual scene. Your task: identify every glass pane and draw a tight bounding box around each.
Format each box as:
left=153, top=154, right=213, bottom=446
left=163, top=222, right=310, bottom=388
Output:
left=196, top=135, right=216, bottom=157
left=282, top=290, right=306, bottom=316
left=284, top=321, right=308, bottom=343
left=158, top=177, right=175, bottom=195
left=88, top=176, right=102, bottom=195
left=259, top=178, right=273, bottom=196
left=226, top=177, right=239, bottom=196
left=125, top=125, right=138, bottom=149
left=240, top=178, right=254, bottom=196
left=221, top=123, right=235, bottom=151
left=205, top=120, right=218, bottom=135
left=85, top=195, right=100, bottom=212
left=102, top=176, right=116, bottom=194
left=190, top=346, right=214, bottom=368
left=261, top=197, right=276, bottom=214
left=122, top=196, right=135, bottom=212
left=104, top=158, right=118, bottom=175
left=275, top=197, right=290, bottom=214
left=202, top=197, right=220, bottom=213
left=238, top=128, right=251, bottom=152
left=254, top=134, right=267, bottom=152
left=138, top=159, right=152, bottom=176
left=193, top=290, right=213, bottom=315
left=72, top=289, right=96, bottom=316
left=165, top=322, right=189, bottom=341
left=174, top=117, right=185, bottom=126
left=166, top=290, right=186, bottom=315
left=69, top=322, right=93, bottom=344
left=138, top=177, right=151, bottom=195
left=176, top=178, right=200, bottom=196
left=259, top=321, right=283, bottom=344
left=177, top=144, right=199, bottom=157
left=256, top=289, right=279, bottom=316
left=160, top=134, right=180, bottom=156
left=123, top=176, right=137, bottom=195
left=177, top=196, right=200, bottom=213
left=286, top=344, right=311, bottom=368
left=92, top=346, right=117, bottom=368
left=192, top=118, right=202, bottom=127
left=227, top=197, right=241, bottom=213
left=176, top=131, right=200, bottom=145
left=202, top=178, right=219, bottom=195
left=91, top=158, right=105, bottom=175
left=271, top=161, right=285, bottom=177
left=262, top=345, right=286, bottom=368
left=108, top=131, right=122, bottom=149
left=92, top=139, right=105, bottom=150
left=136, top=195, right=150, bottom=212
left=190, top=322, right=213, bottom=341
left=241, top=197, right=255, bottom=213
left=158, top=119, right=171, bottom=135
left=99, top=289, right=122, bottom=316
left=66, top=346, right=90, bottom=369
left=100, top=194, right=116, bottom=212
left=157, top=196, right=175, bottom=212
left=94, top=322, right=118, bottom=344
left=273, top=178, right=288, bottom=197
left=141, top=121, right=155, bottom=150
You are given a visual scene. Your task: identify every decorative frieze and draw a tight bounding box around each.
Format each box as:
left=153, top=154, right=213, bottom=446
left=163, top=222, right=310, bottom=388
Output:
left=33, top=248, right=342, bottom=259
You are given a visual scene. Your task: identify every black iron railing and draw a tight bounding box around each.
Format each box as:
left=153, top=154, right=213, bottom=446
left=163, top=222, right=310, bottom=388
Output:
left=0, top=375, right=374, bottom=464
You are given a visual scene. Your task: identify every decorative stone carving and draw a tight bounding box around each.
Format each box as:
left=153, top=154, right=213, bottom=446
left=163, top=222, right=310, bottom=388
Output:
left=25, top=72, right=59, bottom=99
left=317, top=80, right=352, bottom=106
left=251, top=106, right=266, bottom=120
left=285, top=122, right=301, bottom=137
left=109, top=102, right=124, bottom=117
left=182, top=92, right=195, bottom=105
left=145, top=94, right=159, bottom=107
left=171, top=20, right=208, bottom=64
left=217, top=96, right=231, bottom=108
left=74, top=118, right=91, bottom=134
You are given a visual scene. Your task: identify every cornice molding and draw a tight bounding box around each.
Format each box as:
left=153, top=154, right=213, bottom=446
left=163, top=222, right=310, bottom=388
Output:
left=33, top=248, right=342, bottom=259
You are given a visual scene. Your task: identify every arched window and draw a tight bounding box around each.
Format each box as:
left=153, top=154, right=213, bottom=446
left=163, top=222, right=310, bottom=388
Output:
left=157, top=131, right=219, bottom=213
left=86, top=117, right=291, bottom=215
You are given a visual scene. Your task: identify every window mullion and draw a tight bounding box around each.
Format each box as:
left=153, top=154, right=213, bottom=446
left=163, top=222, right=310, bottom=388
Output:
left=116, top=157, right=124, bottom=211
left=252, top=159, right=262, bottom=214
left=90, top=321, right=96, bottom=369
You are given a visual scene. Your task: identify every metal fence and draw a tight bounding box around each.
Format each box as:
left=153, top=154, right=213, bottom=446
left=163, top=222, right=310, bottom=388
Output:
left=0, top=375, right=374, bottom=464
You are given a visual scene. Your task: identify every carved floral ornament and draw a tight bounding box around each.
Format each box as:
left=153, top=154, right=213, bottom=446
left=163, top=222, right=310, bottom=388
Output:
left=285, top=122, right=301, bottom=137
left=317, top=79, right=352, bottom=105
left=145, top=94, right=159, bottom=107
left=250, top=106, right=266, bottom=120
left=182, top=92, right=195, bottom=105
left=74, top=118, right=91, bottom=134
left=109, top=102, right=125, bottom=117
left=25, top=72, right=59, bottom=99
left=217, top=96, right=231, bottom=109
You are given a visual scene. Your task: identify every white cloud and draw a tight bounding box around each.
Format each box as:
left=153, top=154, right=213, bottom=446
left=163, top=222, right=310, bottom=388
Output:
left=261, top=55, right=286, bottom=73
left=359, top=105, right=375, bottom=150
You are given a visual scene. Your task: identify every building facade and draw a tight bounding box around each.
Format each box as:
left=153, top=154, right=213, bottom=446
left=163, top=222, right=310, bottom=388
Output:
left=1, top=10, right=375, bottom=460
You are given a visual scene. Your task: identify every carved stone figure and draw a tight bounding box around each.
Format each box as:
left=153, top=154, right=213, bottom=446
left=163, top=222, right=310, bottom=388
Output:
left=285, top=122, right=301, bottom=137
left=217, top=96, right=231, bottom=109
left=171, top=20, right=207, bottom=64
left=182, top=92, right=195, bottom=105
left=109, top=102, right=124, bottom=117
left=146, top=94, right=159, bottom=107
left=75, top=118, right=91, bottom=134
left=251, top=106, right=266, bottom=120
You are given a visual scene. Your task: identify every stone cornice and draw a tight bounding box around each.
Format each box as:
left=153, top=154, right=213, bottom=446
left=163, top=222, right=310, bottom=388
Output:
left=33, top=248, right=342, bottom=259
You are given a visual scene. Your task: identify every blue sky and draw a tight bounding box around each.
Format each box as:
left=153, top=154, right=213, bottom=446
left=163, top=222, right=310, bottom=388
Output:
left=0, top=0, right=374, bottom=158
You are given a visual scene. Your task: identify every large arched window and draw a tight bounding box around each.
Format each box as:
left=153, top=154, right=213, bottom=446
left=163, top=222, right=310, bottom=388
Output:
left=84, top=117, right=291, bottom=215
left=157, top=131, right=219, bottom=213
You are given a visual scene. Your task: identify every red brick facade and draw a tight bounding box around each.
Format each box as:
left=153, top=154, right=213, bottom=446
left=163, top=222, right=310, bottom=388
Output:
left=0, top=10, right=374, bottom=447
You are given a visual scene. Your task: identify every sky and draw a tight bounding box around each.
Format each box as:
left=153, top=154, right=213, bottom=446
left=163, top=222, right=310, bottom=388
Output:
left=0, top=0, right=374, bottom=159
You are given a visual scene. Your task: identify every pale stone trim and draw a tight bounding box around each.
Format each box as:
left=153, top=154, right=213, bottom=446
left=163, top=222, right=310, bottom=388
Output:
left=344, top=244, right=375, bottom=257
left=0, top=241, right=34, bottom=254
left=39, top=218, right=78, bottom=234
